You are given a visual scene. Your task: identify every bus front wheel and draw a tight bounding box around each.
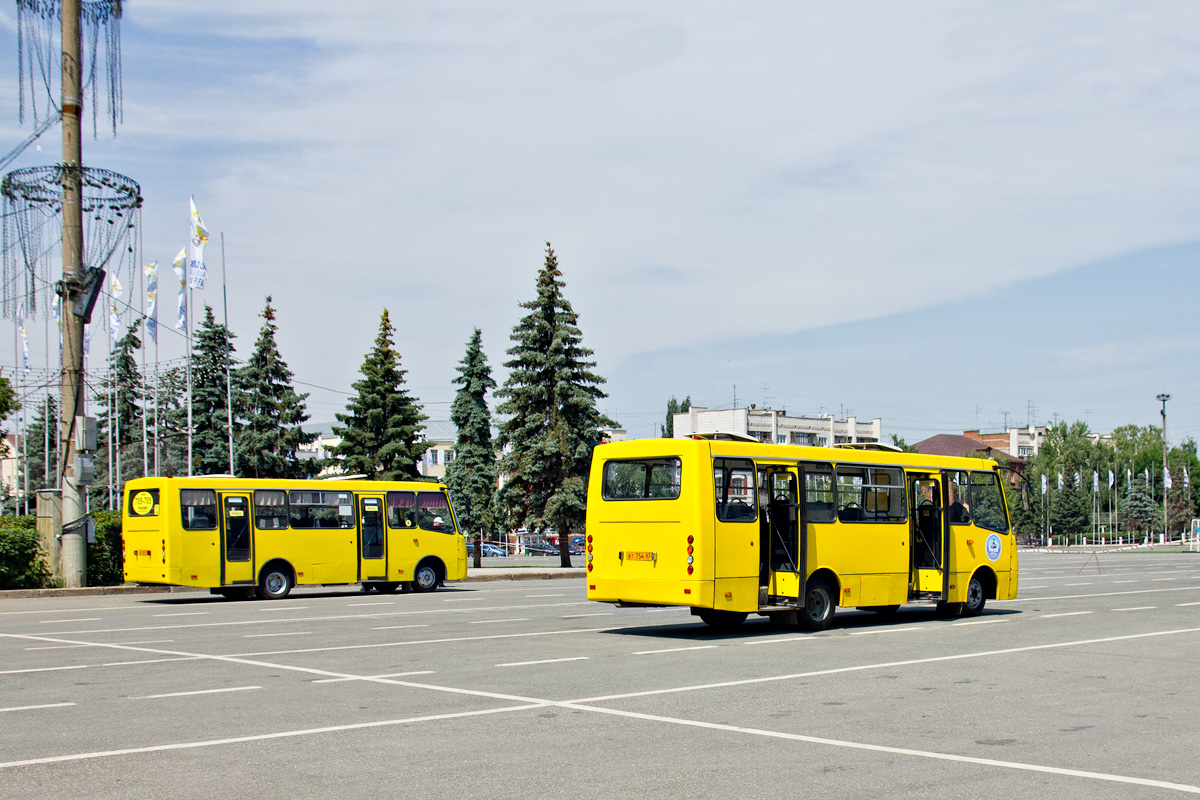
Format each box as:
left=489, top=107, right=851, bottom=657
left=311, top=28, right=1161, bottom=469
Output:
left=256, top=565, right=293, bottom=600
left=697, top=609, right=748, bottom=631
left=800, top=577, right=836, bottom=631
left=411, top=561, right=441, bottom=593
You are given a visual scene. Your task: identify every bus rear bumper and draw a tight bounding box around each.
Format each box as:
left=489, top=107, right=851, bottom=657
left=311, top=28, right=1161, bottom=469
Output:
left=588, top=578, right=714, bottom=609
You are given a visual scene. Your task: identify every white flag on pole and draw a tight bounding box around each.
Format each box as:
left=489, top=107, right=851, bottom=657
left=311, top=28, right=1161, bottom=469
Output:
left=1093, top=471, right=1099, bottom=492
left=109, top=274, right=123, bottom=340
left=1041, top=474, right=1047, bottom=495
left=1165, top=470, right=1173, bottom=490
left=1108, top=469, right=1115, bottom=489
left=173, top=248, right=188, bottom=330
left=18, top=316, right=29, bottom=372
left=144, top=262, right=158, bottom=343
left=1185, top=466, right=1191, bottom=488
left=1057, top=472, right=1063, bottom=491
left=188, top=196, right=209, bottom=289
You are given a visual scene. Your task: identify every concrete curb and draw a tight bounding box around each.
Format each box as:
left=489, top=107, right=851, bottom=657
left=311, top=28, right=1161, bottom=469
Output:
left=0, top=569, right=587, bottom=599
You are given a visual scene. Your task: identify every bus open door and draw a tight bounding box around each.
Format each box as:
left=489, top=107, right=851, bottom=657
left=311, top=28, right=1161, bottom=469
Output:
left=909, top=475, right=946, bottom=601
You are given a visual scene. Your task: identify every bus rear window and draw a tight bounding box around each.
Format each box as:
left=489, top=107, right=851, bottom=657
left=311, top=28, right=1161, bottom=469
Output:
left=602, top=458, right=682, bottom=500
left=180, top=489, right=217, bottom=530
left=128, top=488, right=159, bottom=517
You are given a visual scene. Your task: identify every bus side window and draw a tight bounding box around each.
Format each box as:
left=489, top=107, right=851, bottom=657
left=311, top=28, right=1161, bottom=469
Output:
left=416, top=491, right=455, bottom=532
left=254, top=490, right=289, bottom=530
left=180, top=489, right=218, bottom=530
left=714, top=458, right=757, bottom=522
left=804, top=465, right=835, bottom=522
left=387, top=491, right=416, bottom=528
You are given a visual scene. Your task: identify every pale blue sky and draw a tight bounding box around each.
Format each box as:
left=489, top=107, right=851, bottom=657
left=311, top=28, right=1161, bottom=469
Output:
left=1, top=2, right=1196, bottom=445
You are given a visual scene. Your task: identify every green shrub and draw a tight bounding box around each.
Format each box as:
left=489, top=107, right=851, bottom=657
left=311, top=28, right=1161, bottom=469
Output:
left=0, top=515, right=51, bottom=589
left=88, top=510, right=123, bottom=586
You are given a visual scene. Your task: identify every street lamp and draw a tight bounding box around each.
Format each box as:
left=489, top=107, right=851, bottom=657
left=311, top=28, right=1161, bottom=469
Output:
left=1157, top=393, right=1171, bottom=538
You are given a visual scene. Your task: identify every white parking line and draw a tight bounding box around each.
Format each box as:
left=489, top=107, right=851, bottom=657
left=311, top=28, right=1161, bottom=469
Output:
left=40, top=618, right=99, bottom=624
left=24, top=644, right=93, bottom=650
left=952, top=619, right=1005, bottom=626
left=1040, top=611, right=1092, bottom=618
left=313, top=671, right=434, bottom=684
left=132, top=686, right=261, bottom=700
left=153, top=612, right=208, bottom=617
left=562, top=613, right=612, bottom=619
left=633, top=645, right=718, bottom=655
left=744, top=637, right=811, bottom=646
left=497, top=656, right=589, bottom=667
left=525, top=594, right=565, bottom=598
left=1021, top=585, right=1048, bottom=589
left=112, top=640, right=175, bottom=645
left=347, top=602, right=395, bottom=607
left=1065, top=583, right=1093, bottom=587
left=1152, top=578, right=1174, bottom=582
left=1177, top=602, right=1200, bottom=607
left=1112, top=580, right=1136, bottom=584
left=243, top=632, right=311, bottom=638
left=0, top=702, right=75, bottom=713
left=259, top=606, right=308, bottom=611
left=468, top=618, right=528, bottom=624
left=1112, top=607, right=1156, bottom=612
left=849, top=627, right=921, bottom=636
left=371, top=624, right=429, bottom=631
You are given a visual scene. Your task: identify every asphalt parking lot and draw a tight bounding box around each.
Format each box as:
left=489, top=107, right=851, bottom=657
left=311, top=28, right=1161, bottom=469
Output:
left=2, top=551, right=1198, bottom=799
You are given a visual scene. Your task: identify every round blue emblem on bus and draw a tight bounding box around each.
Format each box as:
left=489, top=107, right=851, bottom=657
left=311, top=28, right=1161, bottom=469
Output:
left=985, top=533, right=1002, bottom=562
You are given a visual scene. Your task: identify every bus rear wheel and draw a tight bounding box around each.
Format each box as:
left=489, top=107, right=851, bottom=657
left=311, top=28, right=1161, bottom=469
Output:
left=256, top=565, right=293, bottom=600
left=800, top=577, right=836, bottom=632
left=962, top=574, right=986, bottom=617
left=697, top=609, right=748, bottom=631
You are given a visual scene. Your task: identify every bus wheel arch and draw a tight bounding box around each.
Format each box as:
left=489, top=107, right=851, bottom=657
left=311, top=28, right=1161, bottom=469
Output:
left=963, top=568, right=995, bottom=617
left=411, top=558, right=444, bottom=593
left=800, top=570, right=839, bottom=632
left=256, top=560, right=295, bottom=600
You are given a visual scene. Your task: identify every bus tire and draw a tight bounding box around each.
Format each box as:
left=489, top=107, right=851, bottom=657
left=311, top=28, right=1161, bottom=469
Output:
left=697, top=609, right=748, bottom=630
left=411, top=560, right=441, bottom=593
left=256, top=563, right=293, bottom=600
left=374, top=582, right=400, bottom=594
left=800, top=577, right=836, bottom=632
left=962, top=574, right=986, bottom=617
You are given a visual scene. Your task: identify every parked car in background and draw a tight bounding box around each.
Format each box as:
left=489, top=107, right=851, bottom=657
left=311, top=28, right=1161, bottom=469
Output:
left=479, top=543, right=507, bottom=557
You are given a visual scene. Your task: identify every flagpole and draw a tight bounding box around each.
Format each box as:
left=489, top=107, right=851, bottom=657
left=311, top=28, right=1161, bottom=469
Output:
left=187, top=286, right=193, bottom=477
left=221, top=232, right=233, bottom=477
left=140, top=209, right=147, bottom=478
left=43, top=310, right=49, bottom=488
left=107, top=308, right=113, bottom=511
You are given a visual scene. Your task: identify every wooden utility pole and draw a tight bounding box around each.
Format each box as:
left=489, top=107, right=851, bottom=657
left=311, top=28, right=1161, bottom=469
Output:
left=59, top=0, right=87, bottom=586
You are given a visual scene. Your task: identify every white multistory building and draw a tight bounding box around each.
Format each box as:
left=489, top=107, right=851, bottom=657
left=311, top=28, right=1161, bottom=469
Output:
left=673, top=406, right=881, bottom=447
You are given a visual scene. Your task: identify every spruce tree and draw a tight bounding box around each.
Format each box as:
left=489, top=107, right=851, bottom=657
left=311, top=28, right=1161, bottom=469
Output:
left=152, top=365, right=190, bottom=477
left=191, top=306, right=237, bottom=475
left=1119, top=483, right=1158, bottom=537
left=234, top=297, right=316, bottom=479
left=332, top=310, right=428, bottom=479
left=496, top=243, right=615, bottom=567
left=445, top=328, right=497, bottom=538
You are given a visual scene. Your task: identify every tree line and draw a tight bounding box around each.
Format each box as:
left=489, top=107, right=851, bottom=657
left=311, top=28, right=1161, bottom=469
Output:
left=1, top=243, right=612, bottom=569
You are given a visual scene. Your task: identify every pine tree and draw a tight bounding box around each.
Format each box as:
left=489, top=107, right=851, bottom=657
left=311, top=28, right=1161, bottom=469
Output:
left=1049, top=479, right=1089, bottom=539
left=445, top=328, right=497, bottom=538
left=496, top=243, right=615, bottom=567
left=1166, top=470, right=1195, bottom=536
left=234, top=297, right=316, bottom=479
left=191, top=306, right=237, bottom=475
left=332, top=310, right=428, bottom=479
left=153, top=365, right=190, bottom=477
left=661, top=395, right=690, bottom=438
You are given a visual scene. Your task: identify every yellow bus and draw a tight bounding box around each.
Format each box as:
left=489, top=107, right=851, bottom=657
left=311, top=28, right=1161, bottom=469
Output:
left=585, top=437, right=1018, bottom=630
left=122, top=476, right=468, bottom=599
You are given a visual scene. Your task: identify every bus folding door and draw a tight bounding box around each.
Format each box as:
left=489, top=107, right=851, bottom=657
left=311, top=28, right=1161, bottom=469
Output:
left=220, top=493, right=255, bottom=585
